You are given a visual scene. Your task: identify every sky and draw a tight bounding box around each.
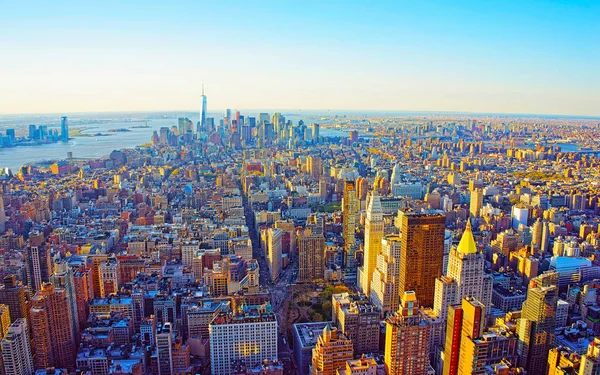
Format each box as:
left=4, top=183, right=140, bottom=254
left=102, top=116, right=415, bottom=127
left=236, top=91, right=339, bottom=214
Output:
left=0, top=0, right=599, bottom=116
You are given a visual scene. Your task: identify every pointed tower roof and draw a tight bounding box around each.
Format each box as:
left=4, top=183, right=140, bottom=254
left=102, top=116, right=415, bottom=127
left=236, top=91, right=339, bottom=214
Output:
left=367, top=193, right=382, bottom=213
left=457, top=220, right=478, bottom=254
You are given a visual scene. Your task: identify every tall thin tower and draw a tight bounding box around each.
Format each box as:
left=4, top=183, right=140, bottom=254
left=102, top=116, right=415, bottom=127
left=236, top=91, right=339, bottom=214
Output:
left=359, top=193, right=384, bottom=296
left=199, top=84, right=207, bottom=132
left=0, top=190, right=5, bottom=234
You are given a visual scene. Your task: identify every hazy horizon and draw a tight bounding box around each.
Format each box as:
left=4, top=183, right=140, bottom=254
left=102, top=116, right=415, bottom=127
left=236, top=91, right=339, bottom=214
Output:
left=2, top=1, right=599, bottom=116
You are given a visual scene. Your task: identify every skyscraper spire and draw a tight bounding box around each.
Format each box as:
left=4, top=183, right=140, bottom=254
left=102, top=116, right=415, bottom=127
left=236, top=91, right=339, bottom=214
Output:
left=202, top=83, right=204, bottom=96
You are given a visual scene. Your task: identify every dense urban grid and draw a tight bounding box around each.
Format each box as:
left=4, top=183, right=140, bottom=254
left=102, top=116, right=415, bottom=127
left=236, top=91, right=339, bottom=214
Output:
left=1, top=94, right=600, bottom=375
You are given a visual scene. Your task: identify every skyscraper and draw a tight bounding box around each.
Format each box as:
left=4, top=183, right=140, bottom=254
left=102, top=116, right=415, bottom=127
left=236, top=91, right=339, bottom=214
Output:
left=359, top=194, right=384, bottom=296
left=50, top=259, right=80, bottom=342
left=397, top=210, right=446, bottom=307
left=311, top=326, right=354, bottom=375
left=267, top=228, right=283, bottom=282
left=517, top=271, right=559, bottom=375
left=199, top=84, right=207, bottom=132
left=342, top=180, right=358, bottom=268
left=60, top=116, right=69, bottom=140
left=434, top=220, right=492, bottom=323
left=0, top=191, right=6, bottom=234
left=298, top=228, right=325, bottom=282
left=384, top=291, right=432, bottom=375
left=332, top=293, right=380, bottom=356
left=0, top=304, right=10, bottom=339
left=1, top=319, right=34, bottom=375
left=307, top=155, right=322, bottom=180
left=30, top=283, right=76, bottom=370
left=28, top=242, right=52, bottom=293
left=442, top=297, right=485, bottom=375
left=156, top=322, right=173, bottom=375
left=0, top=275, right=29, bottom=323
left=469, top=189, right=483, bottom=218
left=370, top=235, right=402, bottom=314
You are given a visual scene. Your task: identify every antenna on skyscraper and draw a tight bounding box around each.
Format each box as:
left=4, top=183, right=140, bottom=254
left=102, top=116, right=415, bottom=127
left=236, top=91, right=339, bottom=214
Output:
left=202, top=83, right=205, bottom=96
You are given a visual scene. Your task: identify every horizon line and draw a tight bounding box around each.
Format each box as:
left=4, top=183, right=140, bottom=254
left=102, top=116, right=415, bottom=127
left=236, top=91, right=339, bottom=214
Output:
left=1, top=108, right=599, bottom=120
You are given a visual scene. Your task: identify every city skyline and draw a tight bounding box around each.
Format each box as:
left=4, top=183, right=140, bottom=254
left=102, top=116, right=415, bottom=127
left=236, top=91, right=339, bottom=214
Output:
left=1, top=1, right=599, bottom=116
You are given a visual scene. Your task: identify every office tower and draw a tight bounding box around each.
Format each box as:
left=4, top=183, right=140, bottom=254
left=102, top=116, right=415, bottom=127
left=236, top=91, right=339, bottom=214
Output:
left=28, top=244, right=52, bottom=292
left=267, top=228, right=283, bottom=282
left=307, top=155, right=322, bottom=180
left=1, top=319, right=34, bottom=375
left=342, top=181, right=358, bottom=268
left=0, top=191, right=5, bottom=234
left=84, top=253, right=108, bottom=295
left=209, top=304, right=278, bottom=375
left=312, top=123, right=320, bottom=143
left=30, top=283, right=76, bottom=370
left=580, top=337, right=600, bottom=374
left=397, top=210, right=446, bottom=307
left=469, top=189, right=483, bottom=218
left=434, top=220, right=492, bottom=322
left=311, top=326, right=354, bottom=375
left=516, top=271, right=558, bottom=375
left=0, top=275, right=29, bottom=323
left=332, top=293, right=380, bottom=355
left=73, top=269, right=92, bottom=330
left=50, top=259, right=80, bottom=341
left=359, top=194, right=384, bottom=296
left=28, top=124, right=36, bottom=140
left=60, top=116, right=68, bottom=140
left=384, top=291, right=431, bottom=375
left=0, top=304, right=10, bottom=339
left=199, top=84, right=207, bottom=132
left=156, top=323, right=173, bottom=375
left=442, top=297, right=485, bottom=375
left=298, top=228, right=325, bottom=282
left=531, top=218, right=543, bottom=251
left=541, top=220, right=550, bottom=253
left=370, top=235, right=401, bottom=314
left=99, top=258, right=120, bottom=297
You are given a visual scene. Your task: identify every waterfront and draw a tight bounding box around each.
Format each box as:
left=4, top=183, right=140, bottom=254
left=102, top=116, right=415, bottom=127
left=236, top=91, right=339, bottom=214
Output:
left=0, top=114, right=352, bottom=171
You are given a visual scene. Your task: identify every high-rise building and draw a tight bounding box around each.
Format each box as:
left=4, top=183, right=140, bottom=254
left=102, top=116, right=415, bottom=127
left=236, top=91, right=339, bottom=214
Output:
left=156, top=322, right=173, bottom=375
left=384, top=291, right=432, bottom=375
left=267, top=228, right=283, bottom=282
left=332, top=293, right=380, bottom=356
left=443, top=297, right=518, bottom=375
left=209, top=304, right=278, bottom=375
left=311, top=326, right=354, bottom=375
left=0, top=304, right=10, bottom=339
left=50, top=259, right=80, bottom=342
left=342, top=181, right=358, bottom=268
left=0, top=191, right=6, bottom=234
left=580, top=337, right=600, bottom=374
left=370, top=235, right=402, bottom=314
left=99, top=258, right=120, bottom=297
left=30, top=283, right=76, bottom=370
left=397, top=210, right=446, bottom=307
left=442, top=297, right=485, bottom=375
left=60, top=116, right=69, bottom=140
left=307, top=155, right=322, bottom=180
left=434, top=220, right=492, bottom=323
left=73, top=269, right=92, bottom=330
left=0, top=275, right=29, bottom=323
left=199, top=84, right=207, bottom=132
left=28, top=243, right=52, bottom=292
left=469, top=189, right=483, bottom=218
left=298, top=229, right=325, bottom=282
left=359, top=194, right=384, bottom=296
left=1, top=319, right=34, bottom=375
left=516, top=271, right=559, bottom=375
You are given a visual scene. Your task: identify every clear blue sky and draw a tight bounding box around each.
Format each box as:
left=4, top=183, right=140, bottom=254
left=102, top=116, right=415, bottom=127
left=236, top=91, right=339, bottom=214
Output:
left=1, top=0, right=598, bottom=116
